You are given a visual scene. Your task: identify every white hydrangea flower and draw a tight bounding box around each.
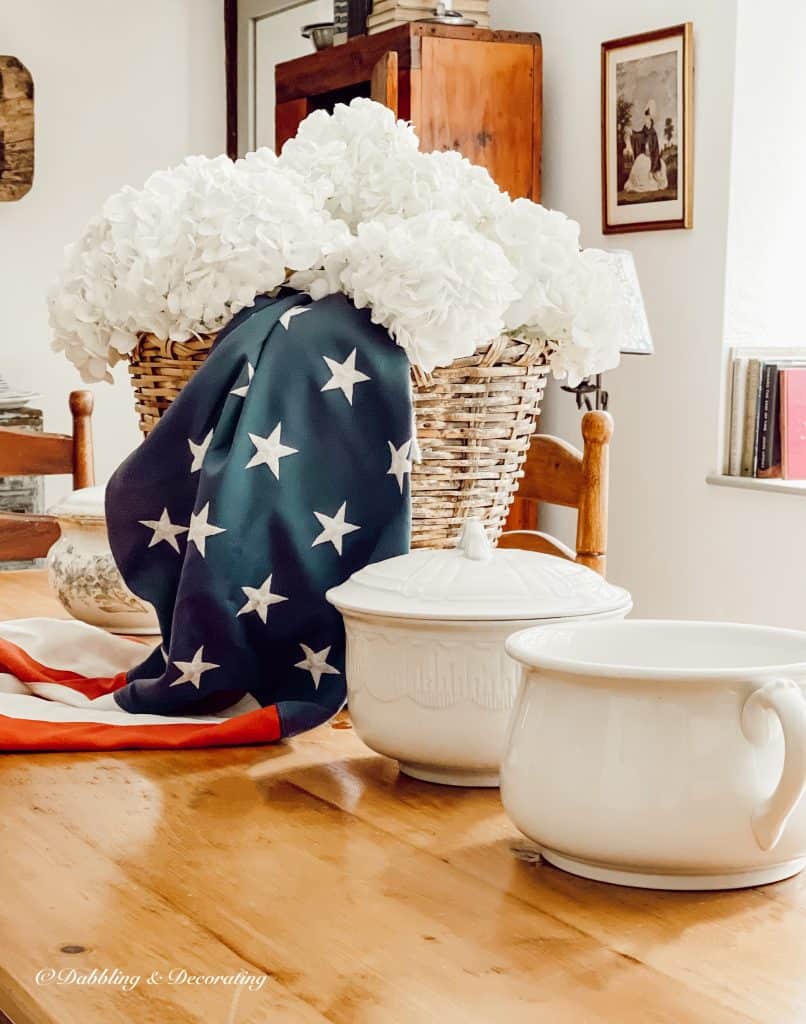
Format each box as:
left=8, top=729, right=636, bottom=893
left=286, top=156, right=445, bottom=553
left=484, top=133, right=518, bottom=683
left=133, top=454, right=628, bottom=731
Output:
left=543, top=249, right=625, bottom=385
left=483, top=198, right=623, bottom=383
left=50, top=98, right=630, bottom=383
left=48, top=150, right=347, bottom=381
left=278, top=97, right=420, bottom=230
left=339, top=212, right=518, bottom=372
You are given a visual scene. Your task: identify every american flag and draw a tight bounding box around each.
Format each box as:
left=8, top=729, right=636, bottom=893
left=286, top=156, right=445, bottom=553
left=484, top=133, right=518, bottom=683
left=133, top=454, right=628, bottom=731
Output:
left=0, top=293, right=412, bottom=750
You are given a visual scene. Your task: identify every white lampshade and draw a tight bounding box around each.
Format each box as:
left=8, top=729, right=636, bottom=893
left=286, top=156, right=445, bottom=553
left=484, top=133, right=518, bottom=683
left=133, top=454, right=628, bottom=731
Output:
left=585, top=248, right=654, bottom=356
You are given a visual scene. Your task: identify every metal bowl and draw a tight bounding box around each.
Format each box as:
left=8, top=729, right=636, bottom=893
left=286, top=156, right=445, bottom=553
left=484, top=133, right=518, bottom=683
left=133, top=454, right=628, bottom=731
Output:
left=301, top=22, right=336, bottom=50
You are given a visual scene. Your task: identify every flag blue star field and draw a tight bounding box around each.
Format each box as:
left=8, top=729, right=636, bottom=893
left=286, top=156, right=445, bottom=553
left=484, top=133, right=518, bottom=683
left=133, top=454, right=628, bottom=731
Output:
left=0, top=292, right=413, bottom=750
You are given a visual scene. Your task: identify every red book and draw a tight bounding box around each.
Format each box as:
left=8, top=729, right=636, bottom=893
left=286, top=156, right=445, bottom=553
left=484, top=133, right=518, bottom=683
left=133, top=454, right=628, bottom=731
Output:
left=780, top=368, right=806, bottom=479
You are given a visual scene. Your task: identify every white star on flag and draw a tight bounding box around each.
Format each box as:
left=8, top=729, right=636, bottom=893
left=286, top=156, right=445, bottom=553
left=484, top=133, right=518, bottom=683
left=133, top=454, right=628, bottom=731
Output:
left=321, top=349, right=371, bottom=405
left=188, top=429, right=214, bottom=473
left=387, top=439, right=413, bottom=493
left=246, top=423, right=298, bottom=479
left=279, top=305, right=311, bottom=329
left=230, top=361, right=254, bottom=397
left=312, top=502, right=360, bottom=555
left=170, top=646, right=220, bottom=688
left=295, top=644, right=340, bottom=688
left=139, top=508, right=189, bottom=553
left=236, top=573, right=288, bottom=624
left=187, top=502, right=227, bottom=557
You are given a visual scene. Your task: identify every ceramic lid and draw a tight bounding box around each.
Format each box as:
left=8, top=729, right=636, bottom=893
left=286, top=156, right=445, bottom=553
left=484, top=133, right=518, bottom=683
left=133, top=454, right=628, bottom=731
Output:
left=48, top=485, right=106, bottom=521
left=327, top=518, right=631, bottom=622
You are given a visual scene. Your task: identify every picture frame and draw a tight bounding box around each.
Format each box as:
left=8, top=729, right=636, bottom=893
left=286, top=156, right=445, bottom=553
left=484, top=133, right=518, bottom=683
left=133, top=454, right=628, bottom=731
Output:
left=0, top=56, right=34, bottom=202
left=601, top=23, right=693, bottom=234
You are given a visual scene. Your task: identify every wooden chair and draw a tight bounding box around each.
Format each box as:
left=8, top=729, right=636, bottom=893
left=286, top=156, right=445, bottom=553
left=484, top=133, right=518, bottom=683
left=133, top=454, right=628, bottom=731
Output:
left=0, top=390, right=95, bottom=561
left=499, top=410, right=613, bottom=577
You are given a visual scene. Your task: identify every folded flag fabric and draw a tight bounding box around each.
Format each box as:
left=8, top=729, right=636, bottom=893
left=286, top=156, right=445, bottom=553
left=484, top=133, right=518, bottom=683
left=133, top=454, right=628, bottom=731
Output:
left=0, top=292, right=412, bottom=750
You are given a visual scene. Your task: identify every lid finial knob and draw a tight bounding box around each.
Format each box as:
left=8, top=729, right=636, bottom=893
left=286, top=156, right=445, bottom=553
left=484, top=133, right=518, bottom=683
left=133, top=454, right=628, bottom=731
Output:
left=457, top=518, right=493, bottom=562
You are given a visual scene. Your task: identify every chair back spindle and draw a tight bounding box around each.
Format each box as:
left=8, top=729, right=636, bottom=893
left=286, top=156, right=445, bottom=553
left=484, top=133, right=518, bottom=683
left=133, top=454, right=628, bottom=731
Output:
left=499, top=410, right=613, bottom=577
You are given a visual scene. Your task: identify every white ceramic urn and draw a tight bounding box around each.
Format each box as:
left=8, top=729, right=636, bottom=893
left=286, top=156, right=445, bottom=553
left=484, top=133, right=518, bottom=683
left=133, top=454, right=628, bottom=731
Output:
left=503, top=619, right=806, bottom=890
left=47, top=486, right=160, bottom=635
left=327, top=519, right=632, bottom=787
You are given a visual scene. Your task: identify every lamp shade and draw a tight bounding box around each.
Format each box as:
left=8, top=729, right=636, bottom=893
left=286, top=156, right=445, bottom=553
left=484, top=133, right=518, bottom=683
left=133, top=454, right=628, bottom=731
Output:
left=585, top=248, right=654, bottom=356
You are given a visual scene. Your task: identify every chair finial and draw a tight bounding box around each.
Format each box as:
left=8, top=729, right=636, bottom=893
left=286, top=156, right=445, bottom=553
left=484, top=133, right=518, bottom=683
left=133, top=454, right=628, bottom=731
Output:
left=69, top=390, right=94, bottom=417
left=581, top=409, right=613, bottom=444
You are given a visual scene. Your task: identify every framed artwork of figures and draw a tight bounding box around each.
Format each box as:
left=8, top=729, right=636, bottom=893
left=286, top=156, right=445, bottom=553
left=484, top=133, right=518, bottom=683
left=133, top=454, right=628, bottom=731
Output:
left=601, top=23, right=693, bottom=233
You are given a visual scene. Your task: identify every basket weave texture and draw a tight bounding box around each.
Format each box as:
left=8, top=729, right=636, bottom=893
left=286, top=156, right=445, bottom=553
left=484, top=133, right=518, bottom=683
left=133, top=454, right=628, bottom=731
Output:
left=128, top=332, right=548, bottom=549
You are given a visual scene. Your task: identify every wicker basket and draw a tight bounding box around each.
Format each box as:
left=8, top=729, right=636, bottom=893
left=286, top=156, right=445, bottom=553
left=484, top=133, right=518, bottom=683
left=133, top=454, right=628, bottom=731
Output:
left=128, top=332, right=548, bottom=549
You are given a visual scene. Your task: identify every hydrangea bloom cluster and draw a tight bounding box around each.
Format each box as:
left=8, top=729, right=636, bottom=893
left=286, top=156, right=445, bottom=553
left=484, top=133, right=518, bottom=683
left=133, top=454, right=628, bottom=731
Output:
left=50, top=97, right=625, bottom=382
left=49, top=151, right=349, bottom=382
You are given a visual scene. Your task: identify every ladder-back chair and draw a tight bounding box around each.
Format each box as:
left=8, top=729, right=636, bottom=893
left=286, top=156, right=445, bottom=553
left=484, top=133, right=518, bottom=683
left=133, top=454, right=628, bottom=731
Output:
left=0, top=390, right=95, bottom=561
left=499, top=410, right=613, bottom=577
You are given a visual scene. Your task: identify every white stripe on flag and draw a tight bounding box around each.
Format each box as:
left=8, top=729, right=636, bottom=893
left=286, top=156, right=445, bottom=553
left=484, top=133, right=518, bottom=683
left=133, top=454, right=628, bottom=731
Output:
left=0, top=618, right=149, bottom=676
left=0, top=691, right=229, bottom=727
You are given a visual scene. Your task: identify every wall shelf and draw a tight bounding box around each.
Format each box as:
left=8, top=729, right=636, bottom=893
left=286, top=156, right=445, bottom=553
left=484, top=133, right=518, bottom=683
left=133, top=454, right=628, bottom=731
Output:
left=707, top=474, right=806, bottom=496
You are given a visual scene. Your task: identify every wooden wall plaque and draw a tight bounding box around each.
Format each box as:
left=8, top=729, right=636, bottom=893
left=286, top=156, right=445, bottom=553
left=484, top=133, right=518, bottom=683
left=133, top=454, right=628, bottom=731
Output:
left=0, top=57, right=33, bottom=202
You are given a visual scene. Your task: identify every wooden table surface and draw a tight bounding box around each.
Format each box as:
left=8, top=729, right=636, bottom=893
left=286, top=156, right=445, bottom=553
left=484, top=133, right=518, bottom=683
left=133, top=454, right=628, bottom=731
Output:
left=1, top=571, right=805, bottom=1024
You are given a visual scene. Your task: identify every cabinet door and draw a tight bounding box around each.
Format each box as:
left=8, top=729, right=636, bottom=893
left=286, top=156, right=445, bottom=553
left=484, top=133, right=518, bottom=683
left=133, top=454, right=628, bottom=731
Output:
left=414, top=35, right=540, bottom=200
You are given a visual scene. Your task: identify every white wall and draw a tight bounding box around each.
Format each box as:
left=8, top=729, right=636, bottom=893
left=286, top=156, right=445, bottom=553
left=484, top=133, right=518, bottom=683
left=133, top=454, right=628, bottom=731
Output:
left=0, top=0, right=225, bottom=502
left=723, top=0, right=806, bottom=350
left=491, top=0, right=806, bottom=628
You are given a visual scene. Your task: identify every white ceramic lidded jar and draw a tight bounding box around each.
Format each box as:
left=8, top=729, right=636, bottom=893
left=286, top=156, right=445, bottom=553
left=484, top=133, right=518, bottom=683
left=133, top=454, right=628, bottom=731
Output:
left=47, top=486, right=160, bottom=635
left=326, top=518, right=631, bottom=787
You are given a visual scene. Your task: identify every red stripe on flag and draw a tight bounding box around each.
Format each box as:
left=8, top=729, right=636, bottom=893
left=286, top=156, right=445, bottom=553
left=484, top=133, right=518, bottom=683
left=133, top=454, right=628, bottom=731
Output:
left=0, top=637, right=130, bottom=698
left=0, top=704, right=282, bottom=751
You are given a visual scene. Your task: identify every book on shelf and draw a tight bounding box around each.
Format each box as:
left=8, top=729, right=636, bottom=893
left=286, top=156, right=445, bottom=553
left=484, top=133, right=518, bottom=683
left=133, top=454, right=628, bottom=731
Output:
left=756, top=362, right=780, bottom=477
left=725, top=347, right=806, bottom=480
left=727, top=356, right=748, bottom=476
left=781, top=368, right=806, bottom=480
left=740, top=358, right=762, bottom=477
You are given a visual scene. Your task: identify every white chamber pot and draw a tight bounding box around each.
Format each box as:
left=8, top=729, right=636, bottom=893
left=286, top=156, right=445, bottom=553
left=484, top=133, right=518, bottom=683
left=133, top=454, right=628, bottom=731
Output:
left=503, top=619, right=806, bottom=890
left=47, top=486, right=160, bottom=636
left=327, top=519, right=631, bottom=787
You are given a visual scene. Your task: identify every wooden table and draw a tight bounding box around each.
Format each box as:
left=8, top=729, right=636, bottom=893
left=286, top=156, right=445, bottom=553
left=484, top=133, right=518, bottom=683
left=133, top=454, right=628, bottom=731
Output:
left=0, top=572, right=804, bottom=1024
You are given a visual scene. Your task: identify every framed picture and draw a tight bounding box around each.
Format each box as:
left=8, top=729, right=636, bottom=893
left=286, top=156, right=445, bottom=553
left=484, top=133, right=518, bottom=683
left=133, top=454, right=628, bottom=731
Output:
left=0, top=56, right=34, bottom=202
left=601, top=23, right=693, bottom=233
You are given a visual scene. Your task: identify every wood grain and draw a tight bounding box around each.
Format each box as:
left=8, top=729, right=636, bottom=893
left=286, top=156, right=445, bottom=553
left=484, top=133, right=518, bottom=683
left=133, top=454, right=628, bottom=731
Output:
left=516, top=433, right=584, bottom=508
left=275, top=98, right=308, bottom=154
left=69, top=389, right=94, bottom=490
left=416, top=35, right=537, bottom=199
left=501, top=411, right=612, bottom=576
left=0, top=572, right=802, bottom=1023
left=275, top=26, right=413, bottom=105
left=0, top=429, right=74, bottom=478
left=576, top=410, right=612, bottom=574
left=496, top=528, right=575, bottom=561
left=0, top=514, right=60, bottom=561
left=0, top=390, right=94, bottom=561
left=370, top=51, right=399, bottom=116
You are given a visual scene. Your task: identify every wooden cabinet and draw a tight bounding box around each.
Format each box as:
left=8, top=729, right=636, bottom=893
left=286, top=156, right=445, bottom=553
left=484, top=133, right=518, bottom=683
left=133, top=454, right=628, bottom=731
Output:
left=275, top=24, right=542, bottom=200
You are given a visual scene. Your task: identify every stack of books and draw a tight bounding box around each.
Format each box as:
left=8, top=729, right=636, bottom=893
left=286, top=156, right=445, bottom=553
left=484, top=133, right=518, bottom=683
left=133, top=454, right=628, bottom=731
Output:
left=726, top=348, right=806, bottom=479
left=367, top=0, right=490, bottom=33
